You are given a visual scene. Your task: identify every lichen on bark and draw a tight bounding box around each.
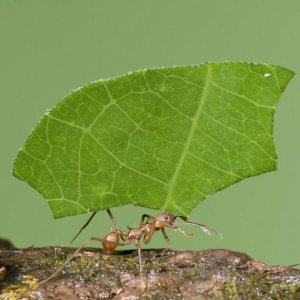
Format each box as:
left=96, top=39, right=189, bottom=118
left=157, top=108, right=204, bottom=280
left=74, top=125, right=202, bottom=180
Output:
left=1, top=246, right=300, bottom=299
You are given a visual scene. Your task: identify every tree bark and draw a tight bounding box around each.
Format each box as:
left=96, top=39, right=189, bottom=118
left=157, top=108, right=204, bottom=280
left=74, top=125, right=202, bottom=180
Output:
left=1, top=245, right=300, bottom=299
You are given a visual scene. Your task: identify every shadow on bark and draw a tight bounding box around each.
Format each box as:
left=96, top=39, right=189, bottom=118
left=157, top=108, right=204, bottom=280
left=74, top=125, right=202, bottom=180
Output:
left=1, top=246, right=300, bottom=299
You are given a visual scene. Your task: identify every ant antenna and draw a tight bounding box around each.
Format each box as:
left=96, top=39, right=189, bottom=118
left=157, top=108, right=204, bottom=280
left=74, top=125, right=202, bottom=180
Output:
left=177, top=216, right=223, bottom=239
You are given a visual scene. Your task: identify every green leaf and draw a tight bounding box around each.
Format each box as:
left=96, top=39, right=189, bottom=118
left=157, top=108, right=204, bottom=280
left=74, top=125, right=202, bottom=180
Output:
left=13, top=62, right=294, bottom=218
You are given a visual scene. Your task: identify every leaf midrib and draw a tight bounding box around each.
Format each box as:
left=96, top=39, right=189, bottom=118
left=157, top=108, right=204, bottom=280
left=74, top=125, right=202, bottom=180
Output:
left=161, top=65, right=212, bottom=213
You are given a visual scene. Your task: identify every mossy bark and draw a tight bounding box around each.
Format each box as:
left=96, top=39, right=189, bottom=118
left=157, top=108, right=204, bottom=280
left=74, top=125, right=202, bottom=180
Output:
left=1, top=246, right=300, bottom=299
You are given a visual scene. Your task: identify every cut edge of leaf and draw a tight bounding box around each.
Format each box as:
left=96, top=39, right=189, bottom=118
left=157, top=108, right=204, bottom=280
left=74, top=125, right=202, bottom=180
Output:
left=12, top=62, right=295, bottom=219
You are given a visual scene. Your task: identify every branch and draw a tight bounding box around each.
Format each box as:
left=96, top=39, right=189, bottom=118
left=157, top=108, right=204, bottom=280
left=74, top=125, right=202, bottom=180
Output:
left=1, top=246, right=300, bottom=299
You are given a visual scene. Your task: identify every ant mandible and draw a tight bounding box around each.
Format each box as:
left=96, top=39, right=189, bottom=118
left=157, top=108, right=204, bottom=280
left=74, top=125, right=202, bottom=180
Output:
left=41, top=209, right=222, bottom=284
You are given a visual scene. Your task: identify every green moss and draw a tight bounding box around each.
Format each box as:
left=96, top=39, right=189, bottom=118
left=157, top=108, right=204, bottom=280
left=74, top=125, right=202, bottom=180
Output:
left=223, top=281, right=239, bottom=298
left=186, top=268, right=197, bottom=279
left=0, top=275, right=39, bottom=300
left=211, top=273, right=300, bottom=299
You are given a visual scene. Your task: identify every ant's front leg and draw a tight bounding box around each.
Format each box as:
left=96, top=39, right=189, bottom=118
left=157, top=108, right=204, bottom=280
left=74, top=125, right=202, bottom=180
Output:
left=165, top=223, right=193, bottom=237
left=178, top=218, right=223, bottom=239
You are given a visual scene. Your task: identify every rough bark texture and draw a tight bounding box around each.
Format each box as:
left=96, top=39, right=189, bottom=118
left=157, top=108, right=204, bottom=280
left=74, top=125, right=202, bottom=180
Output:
left=1, top=245, right=300, bottom=299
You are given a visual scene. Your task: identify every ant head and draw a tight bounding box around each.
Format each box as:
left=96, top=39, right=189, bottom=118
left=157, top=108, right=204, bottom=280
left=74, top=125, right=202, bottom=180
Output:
left=156, top=212, right=178, bottom=225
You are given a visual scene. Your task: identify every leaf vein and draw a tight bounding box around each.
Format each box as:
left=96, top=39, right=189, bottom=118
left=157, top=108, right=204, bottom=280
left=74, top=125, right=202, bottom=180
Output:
left=211, top=82, right=275, bottom=110
left=188, top=151, right=242, bottom=179
left=89, top=132, right=168, bottom=186
left=22, top=149, right=64, bottom=199
left=162, top=65, right=212, bottom=211
left=48, top=198, right=88, bottom=213
left=202, top=112, right=274, bottom=161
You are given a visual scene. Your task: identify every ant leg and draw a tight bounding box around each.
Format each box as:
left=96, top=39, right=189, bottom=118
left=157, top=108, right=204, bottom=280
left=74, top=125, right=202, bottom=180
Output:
left=106, top=209, right=126, bottom=242
left=166, top=224, right=193, bottom=237
left=106, top=209, right=121, bottom=232
left=136, top=244, right=143, bottom=275
left=135, top=242, right=147, bottom=291
left=178, top=217, right=223, bottom=239
left=69, top=209, right=124, bottom=244
left=41, top=236, right=105, bottom=284
left=140, top=214, right=155, bottom=227
left=161, top=228, right=170, bottom=250
left=69, top=212, right=97, bottom=244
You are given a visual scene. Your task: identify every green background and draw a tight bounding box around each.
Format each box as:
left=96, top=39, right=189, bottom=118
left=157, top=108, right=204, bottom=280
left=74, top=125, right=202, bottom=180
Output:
left=0, top=1, right=299, bottom=266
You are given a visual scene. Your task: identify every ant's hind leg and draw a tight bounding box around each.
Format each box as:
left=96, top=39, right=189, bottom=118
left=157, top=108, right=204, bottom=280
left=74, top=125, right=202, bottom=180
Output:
left=69, top=212, right=97, bottom=244
left=69, top=209, right=125, bottom=245
left=106, top=209, right=126, bottom=242
left=106, top=209, right=122, bottom=232
left=40, top=236, right=103, bottom=285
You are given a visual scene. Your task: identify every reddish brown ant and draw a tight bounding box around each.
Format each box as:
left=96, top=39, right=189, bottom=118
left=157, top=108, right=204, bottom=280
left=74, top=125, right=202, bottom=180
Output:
left=41, top=209, right=222, bottom=285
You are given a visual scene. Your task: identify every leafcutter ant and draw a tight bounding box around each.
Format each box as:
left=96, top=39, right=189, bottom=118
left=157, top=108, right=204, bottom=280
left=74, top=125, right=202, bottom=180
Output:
left=41, top=209, right=222, bottom=285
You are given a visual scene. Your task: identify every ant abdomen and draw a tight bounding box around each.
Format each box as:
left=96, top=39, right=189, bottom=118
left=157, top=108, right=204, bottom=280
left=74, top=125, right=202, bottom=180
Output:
left=102, top=231, right=119, bottom=251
